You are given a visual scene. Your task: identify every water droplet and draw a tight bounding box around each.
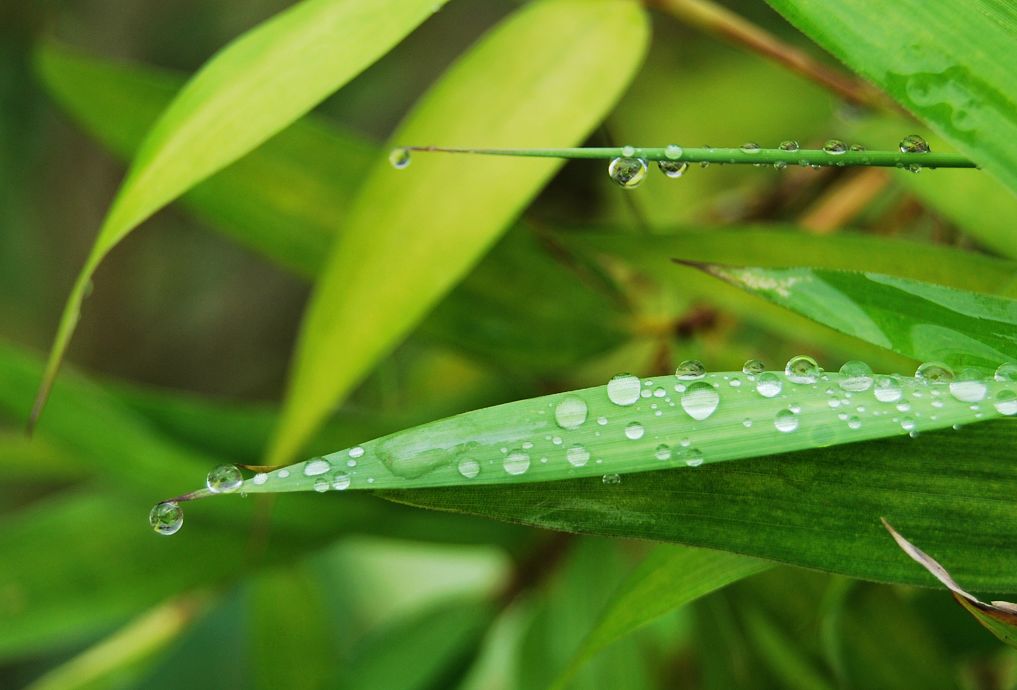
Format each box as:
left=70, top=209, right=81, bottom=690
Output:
left=823, top=139, right=847, bottom=154
left=778, top=140, right=799, bottom=152
left=602, top=473, right=622, bottom=485
left=253, top=473, right=268, bottom=485
left=995, top=363, right=1017, bottom=382
left=658, top=159, right=689, bottom=178
left=150, top=501, right=183, bottom=536
left=756, top=372, right=782, bottom=398
left=899, top=134, right=930, bottom=153
left=742, top=359, right=766, bottom=376
left=608, top=157, right=648, bottom=188
left=597, top=416, right=608, bottom=426
left=332, top=472, right=351, bottom=490
left=915, top=361, right=954, bottom=383
left=625, top=422, right=645, bottom=440
left=554, top=395, right=588, bottom=429
left=675, top=360, right=706, bottom=380
left=785, top=355, right=820, bottom=384
left=681, top=381, right=720, bottom=420
left=729, top=377, right=742, bottom=387
left=206, top=465, right=243, bottom=494
left=504, top=450, right=530, bottom=475
left=349, top=446, right=365, bottom=459
left=303, top=458, right=331, bottom=476
left=655, top=444, right=672, bottom=461
left=774, top=408, right=799, bottom=433
left=900, top=416, right=916, bottom=432
left=621, top=145, right=636, bottom=157
left=388, top=147, right=411, bottom=169
left=741, top=142, right=761, bottom=153
left=684, top=448, right=704, bottom=467
left=847, top=415, right=862, bottom=430
left=994, top=389, right=1017, bottom=415
left=949, top=369, right=987, bottom=403
left=742, top=417, right=753, bottom=428
left=278, top=469, right=290, bottom=479
left=665, top=144, right=683, bottom=159
left=773, top=161, right=787, bottom=170
left=313, top=477, right=330, bottom=492
left=566, top=443, right=591, bottom=467
left=458, top=457, right=480, bottom=479
left=838, top=360, right=873, bottom=392
left=607, top=373, right=641, bottom=406
left=873, top=376, right=903, bottom=402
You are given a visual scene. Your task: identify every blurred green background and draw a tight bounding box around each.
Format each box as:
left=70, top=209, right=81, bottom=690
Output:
left=3, top=0, right=1017, bottom=688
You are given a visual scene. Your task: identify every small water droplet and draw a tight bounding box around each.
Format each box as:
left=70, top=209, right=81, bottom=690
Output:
left=602, top=473, right=622, bottom=485
left=303, top=458, right=331, bottom=476
left=995, top=363, right=1017, bottom=382
left=388, top=147, right=411, bottom=169
left=504, top=450, right=530, bottom=475
left=655, top=444, right=672, bottom=461
left=778, top=140, right=799, bottom=152
left=949, top=369, right=987, bottom=403
left=458, top=457, right=480, bottom=479
left=621, top=145, right=636, bottom=157
left=607, top=373, right=642, bottom=406
left=597, top=416, right=608, bottom=426
left=253, top=473, right=268, bottom=485
left=900, top=416, right=916, bottom=432
left=774, top=408, right=799, bottom=433
left=785, top=355, right=820, bottom=384
left=653, top=387, right=667, bottom=398
left=823, top=139, right=847, bottom=154
left=207, top=465, right=243, bottom=494
left=625, top=422, right=645, bottom=440
left=150, top=501, right=183, bottom=536
left=838, top=360, right=873, bottom=392
left=915, top=361, right=954, bottom=383
left=554, top=395, right=588, bottom=429
left=684, top=447, right=704, bottom=467
left=609, top=157, right=648, bottom=188
left=566, top=444, right=591, bottom=468
left=665, top=144, right=683, bottom=159
left=756, top=372, right=782, bottom=398
left=675, top=360, right=706, bottom=380
left=741, top=142, right=761, bottom=153
left=681, top=381, right=720, bottom=420
left=873, top=376, right=903, bottom=402
left=742, top=359, right=766, bottom=376
left=332, top=472, right=351, bottom=490
left=847, top=415, right=862, bottom=430
left=313, top=477, right=330, bottom=492
left=994, top=389, right=1017, bottom=415
left=899, top=134, right=930, bottom=153
left=658, top=159, right=689, bottom=178
left=349, top=446, right=365, bottom=459
left=773, top=161, right=787, bottom=170
left=278, top=469, right=290, bottom=478
left=729, top=377, right=742, bottom=387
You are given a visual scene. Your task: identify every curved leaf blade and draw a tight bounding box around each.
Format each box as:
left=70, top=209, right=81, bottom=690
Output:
left=266, top=0, right=651, bottom=465
left=31, top=0, right=446, bottom=428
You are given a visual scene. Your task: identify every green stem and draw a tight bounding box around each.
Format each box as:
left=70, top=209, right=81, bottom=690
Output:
left=402, top=145, right=977, bottom=169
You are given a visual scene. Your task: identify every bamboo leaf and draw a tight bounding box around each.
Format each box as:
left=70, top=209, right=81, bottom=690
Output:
left=31, top=0, right=447, bottom=428
left=766, top=0, right=1017, bottom=194
left=690, top=264, right=1017, bottom=369
left=266, top=0, right=650, bottom=465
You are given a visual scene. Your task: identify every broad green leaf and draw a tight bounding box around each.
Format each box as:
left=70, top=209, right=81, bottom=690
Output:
left=267, top=0, right=650, bottom=465
left=884, top=520, right=1017, bottom=649
left=694, top=264, right=1017, bottom=368
left=32, top=0, right=447, bottom=426
left=383, top=420, right=1017, bottom=591
left=551, top=546, right=769, bottom=689
left=766, top=0, right=1017, bottom=194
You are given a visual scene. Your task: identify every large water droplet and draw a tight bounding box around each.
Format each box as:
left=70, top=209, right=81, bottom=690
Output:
left=899, top=134, right=931, bottom=153
left=823, top=139, right=847, bottom=154
left=625, top=422, right=645, bottom=440
left=949, top=369, right=987, bottom=403
left=504, top=450, right=530, bottom=475
left=602, top=473, right=622, bottom=485
left=349, top=446, right=365, bottom=459
left=681, top=381, right=720, bottom=420
left=838, top=360, right=873, bottom=392
left=458, top=457, right=480, bottom=479
left=609, top=157, right=648, bottom=188
left=554, top=395, right=588, bottom=429
left=207, top=465, right=243, bottom=494
left=303, top=458, right=331, bottom=476
left=995, top=363, right=1017, bottom=382
left=756, top=372, right=782, bottom=398
left=742, top=359, right=766, bottom=376
left=665, top=144, right=683, bottom=159
left=675, top=360, right=706, bottom=380
left=332, top=472, right=351, bottom=490
left=658, top=160, right=689, bottom=178
left=566, top=444, right=591, bottom=467
left=388, top=147, right=411, bottom=169
left=607, top=373, right=641, bottom=406
left=774, top=408, right=799, bottom=433
left=150, top=501, right=183, bottom=536
left=993, top=389, right=1017, bottom=415
left=915, top=361, right=954, bottom=383
left=873, top=376, right=903, bottom=402
left=778, top=140, right=799, bottom=152
left=785, top=355, right=820, bottom=384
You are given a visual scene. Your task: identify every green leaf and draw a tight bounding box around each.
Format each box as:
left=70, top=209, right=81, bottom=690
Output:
left=692, top=263, right=1017, bottom=368
left=31, top=0, right=446, bottom=427
left=551, top=546, right=769, bottom=689
left=766, top=0, right=1017, bottom=194
left=267, top=0, right=650, bottom=465
left=383, top=420, right=1017, bottom=591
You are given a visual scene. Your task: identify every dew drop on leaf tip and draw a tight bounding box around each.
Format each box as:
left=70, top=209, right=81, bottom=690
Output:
left=388, top=147, right=411, bottom=169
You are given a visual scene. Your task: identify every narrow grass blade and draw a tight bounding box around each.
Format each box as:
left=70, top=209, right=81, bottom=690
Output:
left=551, top=546, right=770, bottom=689
left=266, top=0, right=650, bottom=466
left=30, top=0, right=446, bottom=428
left=883, top=520, right=1017, bottom=648
left=766, top=0, right=1017, bottom=194
left=690, top=263, right=1017, bottom=368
